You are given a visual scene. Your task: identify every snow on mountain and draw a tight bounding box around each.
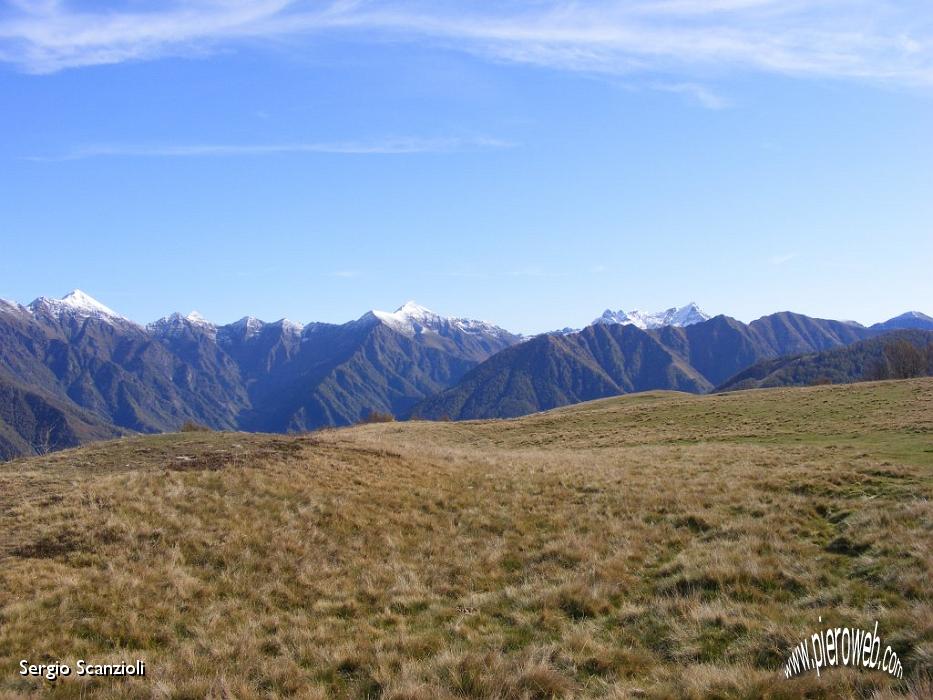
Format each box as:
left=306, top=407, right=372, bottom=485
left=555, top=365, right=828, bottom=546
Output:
left=151, top=312, right=305, bottom=344
left=148, top=311, right=217, bottom=338
left=367, top=301, right=437, bottom=335
left=366, top=301, right=513, bottom=340
left=273, top=318, right=304, bottom=335
left=226, top=316, right=266, bottom=339
left=452, top=317, right=516, bottom=338
left=871, top=311, right=933, bottom=330
left=0, top=298, right=28, bottom=316
left=300, top=321, right=338, bottom=340
left=218, top=315, right=303, bottom=340
left=28, top=289, right=129, bottom=323
left=668, top=302, right=712, bottom=327
left=185, top=311, right=212, bottom=326
left=594, top=302, right=711, bottom=330
left=889, top=311, right=932, bottom=322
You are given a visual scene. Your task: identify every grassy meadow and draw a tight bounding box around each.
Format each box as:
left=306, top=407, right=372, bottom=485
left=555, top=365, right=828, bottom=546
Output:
left=1, top=379, right=931, bottom=698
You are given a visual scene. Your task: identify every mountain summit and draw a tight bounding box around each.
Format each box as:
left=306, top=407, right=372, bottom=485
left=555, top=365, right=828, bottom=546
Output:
left=364, top=301, right=515, bottom=341
left=369, top=301, right=441, bottom=335
left=28, top=289, right=127, bottom=322
left=594, top=302, right=710, bottom=330
left=148, top=311, right=218, bottom=338
left=870, top=311, right=933, bottom=331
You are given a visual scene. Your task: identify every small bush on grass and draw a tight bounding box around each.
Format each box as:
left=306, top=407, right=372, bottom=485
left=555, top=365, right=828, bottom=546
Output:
left=180, top=420, right=212, bottom=432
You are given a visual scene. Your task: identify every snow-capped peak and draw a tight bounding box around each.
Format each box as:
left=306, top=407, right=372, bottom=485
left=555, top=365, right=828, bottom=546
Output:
left=397, top=300, right=430, bottom=314
left=364, top=301, right=512, bottom=339
left=594, top=302, right=711, bottom=330
left=60, top=290, right=118, bottom=315
left=185, top=310, right=212, bottom=326
left=230, top=316, right=266, bottom=338
left=214, top=316, right=305, bottom=344
left=668, top=302, right=709, bottom=327
left=871, top=310, right=933, bottom=330
left=893, top=311, right=932, bottom=321
left=29, top=289, right=127, bottom=322
left=147, top=310, right=217, bottom=338
left=381, top=301, right=437, bottom=322
left=370, top=301, right=441, bottom=334
left=273, top=318, right=304, bottom=335
left=546, top=326, right=581, bottom=336
left=0, top=297, right=28, bottom=315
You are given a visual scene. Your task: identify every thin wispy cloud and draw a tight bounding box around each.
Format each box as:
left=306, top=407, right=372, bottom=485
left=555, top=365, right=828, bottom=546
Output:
left=26, top=137, right=513, bottom=161
left=427, top=270, right=490, bottom=279
left=651, top=82, right=731, bottom=110
left=769, top=253, right=798, bottom=266
left=0, top=1, right=931, bottom=86
left=509, top=267, right=571, bottom=279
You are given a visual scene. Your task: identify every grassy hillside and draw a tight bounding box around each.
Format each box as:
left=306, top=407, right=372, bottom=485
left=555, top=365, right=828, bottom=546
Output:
left=1, top=379, right=931, bottom=698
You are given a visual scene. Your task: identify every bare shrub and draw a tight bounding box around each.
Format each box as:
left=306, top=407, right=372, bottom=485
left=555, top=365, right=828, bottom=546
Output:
left=884, top=339, right=926, bottom=379
left=357, top=409, right=395, bottom=424
left=180, top=420, right=212, bottom=432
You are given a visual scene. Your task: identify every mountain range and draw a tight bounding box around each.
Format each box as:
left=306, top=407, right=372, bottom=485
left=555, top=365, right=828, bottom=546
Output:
left=594, top=302, right=711, bottom=329
left=550, top=302, right=710, bottom=335
left=412, top=311, right=881, bottom=420
left=1, top=291, right=930, bottom=459
left=0, top=292, right=519, bottom=459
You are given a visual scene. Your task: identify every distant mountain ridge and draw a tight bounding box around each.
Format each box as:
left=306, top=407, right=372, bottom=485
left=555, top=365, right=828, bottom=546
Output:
left=550, top=302, right=711, bottom=335
left=870, top=311, right=933, bottom=331
left=594, top=302, right=711, bottom=330
left=412, top=311, right=926, bottom=421
left=0, top=292, right=520, bottom=457
left=412, top=323, right=711, bottom=420
left=1, top=290, right=930, bottom=458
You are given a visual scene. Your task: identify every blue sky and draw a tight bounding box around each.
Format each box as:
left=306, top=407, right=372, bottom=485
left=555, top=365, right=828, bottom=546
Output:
left=1, top=1, right=931, bottom=334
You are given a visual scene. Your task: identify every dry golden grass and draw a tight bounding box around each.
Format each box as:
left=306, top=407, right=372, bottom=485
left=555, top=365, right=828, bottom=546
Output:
left=0, top=379, right=931, bottom=698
